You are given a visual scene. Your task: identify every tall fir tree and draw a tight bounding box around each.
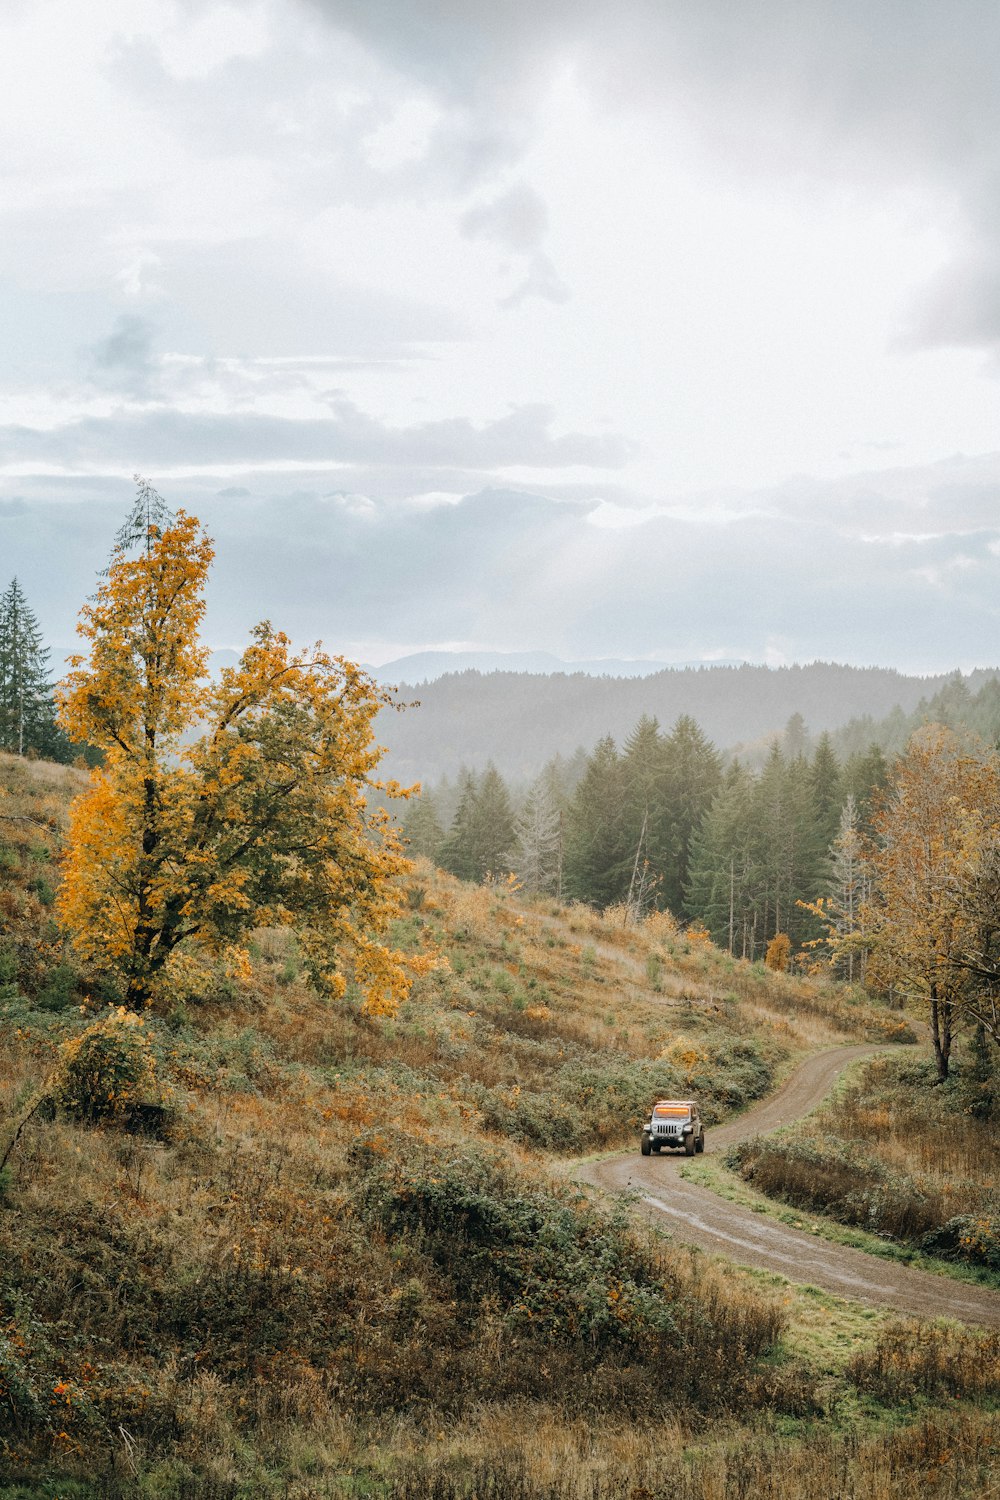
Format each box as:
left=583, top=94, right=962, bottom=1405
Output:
left=402, top=787, right=445, bottom=863
left=621, top=715, right=665, bottom=911
left=472, top=763, right=516, bottom=879
left=809, top=732, right=843, bottom=852
left=564, top=735, right=629, bottom=907
left=440, top=768, right=480, bottom=882
left=686, top=762, right=762, bottom=955
left=513, top=769, right=563, bottom=895
left=661, top=714, right=723, bottom=917
left=0, top=578, right=63, bottom=758
left=439, top=765, right=516, bottom=883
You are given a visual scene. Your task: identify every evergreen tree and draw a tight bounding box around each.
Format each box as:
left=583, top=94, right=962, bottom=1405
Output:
left=472, top=763, right=516, bottom=879
left=842, top=743, right=890, bottom=833
left=809, top=732, right=843, bottom=852
left=686, top=762, right=762, bottom=955
left=0, top=578, right=63, bottom=758
left=402, top=788, right=445, bottom=862
left=755, top=745, right=826, bottom=947
left=513, top=770, right=563, bottom=895
left=621, top=715, right=665, bottom=911
left=440, top=768, right=480, bottom=882
left=782, top=711, right=810, bottom=760
left=564, top=735, right=628, bottom=907
left=661, top=715, right=723, bottom=917
left=439, top=764, right=516, bottom=883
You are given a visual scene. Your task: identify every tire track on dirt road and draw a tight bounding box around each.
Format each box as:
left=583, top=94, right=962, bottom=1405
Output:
left=578, top=1044, right=1000, bottom=1327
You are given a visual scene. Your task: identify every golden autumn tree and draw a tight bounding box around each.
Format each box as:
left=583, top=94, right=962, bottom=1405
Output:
left=57, top=481, right=429, bottom=1014
left=865, top=724, right=1000, bottom=1080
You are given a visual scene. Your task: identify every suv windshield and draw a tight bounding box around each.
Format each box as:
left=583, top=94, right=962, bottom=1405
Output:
left=652, top=1104, right=691, bottom=1119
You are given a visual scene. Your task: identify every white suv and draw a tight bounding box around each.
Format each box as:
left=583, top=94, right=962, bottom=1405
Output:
left=640, top=1099, right=705, bottom=1157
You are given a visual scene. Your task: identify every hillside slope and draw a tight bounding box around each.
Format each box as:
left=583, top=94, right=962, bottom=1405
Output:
left=2, top=756, right=999, bottom=1499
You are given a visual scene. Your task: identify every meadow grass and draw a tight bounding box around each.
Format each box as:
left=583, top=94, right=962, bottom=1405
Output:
left=0, top=775, right=996, bottom=1497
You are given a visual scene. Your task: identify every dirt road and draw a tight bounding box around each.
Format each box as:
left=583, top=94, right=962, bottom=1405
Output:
left=579, top=1044, right=1000, bottom=1327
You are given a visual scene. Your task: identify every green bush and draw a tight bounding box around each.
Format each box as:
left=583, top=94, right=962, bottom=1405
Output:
left=349, top=1132, right=787, bottom=1411
left=35, top=962, right=81, bottom=1013
left=727, top=1134, right=945, bottom=1242
left=919, top=1215, right=1000, bottom=1270
left=51, top=1008, right=160, bottom=1122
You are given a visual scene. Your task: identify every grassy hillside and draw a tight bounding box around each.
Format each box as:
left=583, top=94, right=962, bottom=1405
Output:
left=1, top=755, right=998, bottom=1499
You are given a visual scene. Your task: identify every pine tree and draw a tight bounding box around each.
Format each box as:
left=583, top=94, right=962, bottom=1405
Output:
left=513, top=770, right=563, bottom=895
left=810, top=732, right=843, bottom=852
left=440, top=768, right=480, bottom=882
left=402, top=788, right=445, bottom=862
left=0, top=578, right=61, bottom=758
left=686, top=762, right=762, bottom=955
left=564, top=735, right=628, bottom=907
left=621, top=716, right=665, bottom=913
left=473, top=763, right=516, bottom=879
left=843, top=743, right=890, bottom=833
left=661, top=715, right=723, bottom=917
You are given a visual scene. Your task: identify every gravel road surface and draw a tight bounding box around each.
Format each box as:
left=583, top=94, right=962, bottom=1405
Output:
left=578, top=1044, right=1000, bottom=1327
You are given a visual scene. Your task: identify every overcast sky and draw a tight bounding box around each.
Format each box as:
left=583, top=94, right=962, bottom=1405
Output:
left=2, top=0, right=1000, bottom=672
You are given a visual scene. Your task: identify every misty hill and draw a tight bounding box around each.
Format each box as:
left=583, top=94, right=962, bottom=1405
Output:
left=376, top=661, right=1000, bottom=784
left=370, top=650, right=741, bottom=682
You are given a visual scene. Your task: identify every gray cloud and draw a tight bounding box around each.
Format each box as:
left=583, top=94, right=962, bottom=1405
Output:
left=461, top=184, right=569, bottom=306
left=304, top=1, right=1000, bottom=355
left=0, top=399, right=632, bottom=473
left=461, top=183, right=550, bottom=253
left=6, top=453, right=1000, bottom=674
left=499, top=254, right=569, bottom=310
left=87, top=315, right=160, bottom=398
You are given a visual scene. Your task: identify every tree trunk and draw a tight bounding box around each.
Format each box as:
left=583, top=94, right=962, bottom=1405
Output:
left=929, top=990, right=952, bottom=1082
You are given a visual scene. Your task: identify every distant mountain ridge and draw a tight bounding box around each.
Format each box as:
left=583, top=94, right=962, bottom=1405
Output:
left=369, top=650, right=742, bottom=682
left=374, top=660, right=1000, bottom=785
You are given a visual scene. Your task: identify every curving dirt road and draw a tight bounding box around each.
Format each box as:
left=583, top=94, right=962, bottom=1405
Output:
left=579, top=1044, right=1000, bottom=1327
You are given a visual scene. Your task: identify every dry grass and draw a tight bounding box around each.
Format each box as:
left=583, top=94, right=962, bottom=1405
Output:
left=0, top=772, right=994, bottom=1497
left=728, top=1052, right=1000, bottom=1269
left=384, top=1411, right=1000, bottom=1500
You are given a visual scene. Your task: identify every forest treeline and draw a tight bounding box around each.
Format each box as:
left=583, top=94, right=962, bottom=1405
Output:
left=404, top=715, right=891, bottom=959
left=410, top=714, right=1000, bottom=1083
left=377, top=659, right=1000, bottom=783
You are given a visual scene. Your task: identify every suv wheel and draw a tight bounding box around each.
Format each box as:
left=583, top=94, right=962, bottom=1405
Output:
left=641, top=1136, right=652, bottom=1156
left=695, top=1133, right=705, bottom=1154
left=684, top=1135, right=696, bottom=1156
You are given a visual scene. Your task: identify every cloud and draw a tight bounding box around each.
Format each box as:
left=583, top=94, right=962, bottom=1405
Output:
left=499, top=253, right=569, bottom=309
left=303, top=1, right=1000, bottom=356
left=461, top=183, right=569, bottom=307
left=87, top=315, right=159, bottom=398
left=461, top=183, right=550, bottom=253
left=6, top=452, right=1000, bottom=675
left=0, top=398, right=632, bottom=475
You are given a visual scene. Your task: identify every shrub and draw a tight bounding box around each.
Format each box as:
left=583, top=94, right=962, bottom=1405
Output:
left=919, top=1215, right=1000, bottom=1270
left=765, top=932, right=791, bottom=972
left=34, top=962, right=81, bottom=1013
left=51, top=1007, right=159, bottom=1122
left=349, top=1133, right=787, bottom=1411
left=727, top=1134, right=945, bottom=1242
